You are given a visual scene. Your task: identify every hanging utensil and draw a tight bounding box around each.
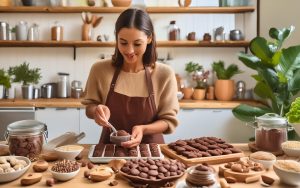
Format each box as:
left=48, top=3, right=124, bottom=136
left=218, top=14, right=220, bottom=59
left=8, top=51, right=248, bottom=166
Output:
left=86, top=12, right=93, bottom=24
left=92, top=16, right=103, bottom=28
left=81, top=12, right=87, bottom=23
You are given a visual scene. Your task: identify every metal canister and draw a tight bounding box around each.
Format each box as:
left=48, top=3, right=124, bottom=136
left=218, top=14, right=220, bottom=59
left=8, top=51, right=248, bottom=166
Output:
left=0, top=22, right=9, bottom=40
left=51, top=25, right=63, bottom=41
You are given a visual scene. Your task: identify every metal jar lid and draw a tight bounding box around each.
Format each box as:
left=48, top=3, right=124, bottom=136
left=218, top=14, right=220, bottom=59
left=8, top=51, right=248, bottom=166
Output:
left=256, top=113, right=287, bottom=128
left=6, top=120, right=47, bottom=135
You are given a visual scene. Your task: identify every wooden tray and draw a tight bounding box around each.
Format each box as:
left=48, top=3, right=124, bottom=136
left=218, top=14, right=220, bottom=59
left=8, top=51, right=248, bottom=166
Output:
left=160, top=144, right=244, bottom=166
left=223, top=168, right=265, bottom=182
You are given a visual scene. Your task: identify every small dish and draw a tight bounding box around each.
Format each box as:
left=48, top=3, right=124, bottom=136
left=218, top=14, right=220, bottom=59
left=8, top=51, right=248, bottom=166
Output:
left=0, top=156, right=31, bottom=183
left=54, top=145, right=84, bottom=160
left=281, top=141, right=300, bottom=157
left=0, top=143, right=9, bottom=156
left=50, top=168, right=80, bottom=181
left=249, top=151, right=276, bottom=170
left=110, top=132, right=131, bottom=146
left=273, top=160, right=300, bottom=186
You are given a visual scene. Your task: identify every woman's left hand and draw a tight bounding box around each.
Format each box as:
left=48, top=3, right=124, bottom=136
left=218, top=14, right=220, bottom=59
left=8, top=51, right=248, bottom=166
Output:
left=121, top=125, right=144, bottom=148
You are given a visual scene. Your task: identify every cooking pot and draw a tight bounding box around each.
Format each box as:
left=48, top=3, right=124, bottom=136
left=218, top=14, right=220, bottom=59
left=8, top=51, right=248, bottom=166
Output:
left=41, top=83, right=57, bottom=98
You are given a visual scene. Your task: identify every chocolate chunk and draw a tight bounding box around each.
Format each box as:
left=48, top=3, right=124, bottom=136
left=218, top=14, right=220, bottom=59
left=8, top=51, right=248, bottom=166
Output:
left=109, top=180, right=118, bottom=186
left=130, top=168, right=140, bottom=176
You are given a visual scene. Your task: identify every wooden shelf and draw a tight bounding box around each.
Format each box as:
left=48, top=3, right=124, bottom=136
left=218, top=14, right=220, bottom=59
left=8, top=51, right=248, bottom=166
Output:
left=0, top=6, right=255, bottom=14
left=0, top=40, right=250, bottom=48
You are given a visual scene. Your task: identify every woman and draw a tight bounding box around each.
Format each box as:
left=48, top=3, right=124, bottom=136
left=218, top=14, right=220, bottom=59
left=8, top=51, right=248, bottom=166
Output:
left=82, top=8, right=179, bottom=148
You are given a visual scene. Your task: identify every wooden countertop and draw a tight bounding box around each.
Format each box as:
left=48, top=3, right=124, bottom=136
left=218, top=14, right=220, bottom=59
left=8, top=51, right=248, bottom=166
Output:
left=2, top=144, right=294, bottom=187
left=0, top=98, right=264, bottom=109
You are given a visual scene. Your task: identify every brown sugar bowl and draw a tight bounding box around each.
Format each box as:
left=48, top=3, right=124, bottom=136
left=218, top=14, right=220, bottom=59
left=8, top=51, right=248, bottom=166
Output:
left=110, top=130, right=131, bottom=146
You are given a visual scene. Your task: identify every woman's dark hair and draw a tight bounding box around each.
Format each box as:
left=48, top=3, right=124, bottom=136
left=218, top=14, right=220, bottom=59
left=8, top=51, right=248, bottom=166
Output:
left=112, top=8, right=157, bottom=68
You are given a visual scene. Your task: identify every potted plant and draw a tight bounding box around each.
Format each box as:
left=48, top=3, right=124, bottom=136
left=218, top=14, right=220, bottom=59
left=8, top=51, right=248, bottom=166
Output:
left=212, top=60, right=243, bottom=101
left=8, top=62, right=41, bottom=100
left=192, top=69, right=210, bottom=100
left=182, top=61, right=203, bottom=99
left=0, top=68, right=11, bottom=99
left=232, top=26, right=300, bottom=139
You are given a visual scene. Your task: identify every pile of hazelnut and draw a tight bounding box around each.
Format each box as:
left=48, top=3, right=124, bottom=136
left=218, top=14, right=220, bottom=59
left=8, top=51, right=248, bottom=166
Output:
left=51, top=159, right=80, bottom=173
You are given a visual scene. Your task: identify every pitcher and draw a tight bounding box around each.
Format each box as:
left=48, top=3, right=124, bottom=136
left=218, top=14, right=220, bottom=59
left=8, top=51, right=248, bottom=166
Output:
left=16, top=21, right=28, bottom=41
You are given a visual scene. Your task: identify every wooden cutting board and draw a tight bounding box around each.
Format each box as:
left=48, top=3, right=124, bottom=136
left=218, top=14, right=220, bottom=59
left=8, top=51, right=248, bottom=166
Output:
left=160, top=144, right=244, bottom=167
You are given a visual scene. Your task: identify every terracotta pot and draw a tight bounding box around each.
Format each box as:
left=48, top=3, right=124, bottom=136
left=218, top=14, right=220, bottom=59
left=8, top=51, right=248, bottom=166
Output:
left=111, top=0, right=131, bottom=7
left=181, top=87, right=194, bottom=99
left=214, top=80, right=235, bottom=101
left=192, top=89, right=206, bottom=100
left=82, top=24, right=93, bottom=41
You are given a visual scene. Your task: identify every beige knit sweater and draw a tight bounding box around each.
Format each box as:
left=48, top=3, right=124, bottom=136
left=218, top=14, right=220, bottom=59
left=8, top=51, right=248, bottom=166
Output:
left=82, top=60, right=179, bottom=134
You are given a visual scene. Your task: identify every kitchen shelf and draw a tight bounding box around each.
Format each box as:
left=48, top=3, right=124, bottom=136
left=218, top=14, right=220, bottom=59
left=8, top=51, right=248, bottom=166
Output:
left=0, top=40, right=250, bottom=60
left=0, top=98, right=264, bottom=109
left=0, top=6, right=255, bottom=14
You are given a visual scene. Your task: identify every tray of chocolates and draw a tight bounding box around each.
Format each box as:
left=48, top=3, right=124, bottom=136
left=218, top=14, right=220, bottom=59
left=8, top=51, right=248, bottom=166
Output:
left=160, top=137, right=244, bottom=166
left=88, top=143, right=164, bottom=163
left=119, top=158, right=186, bottom=186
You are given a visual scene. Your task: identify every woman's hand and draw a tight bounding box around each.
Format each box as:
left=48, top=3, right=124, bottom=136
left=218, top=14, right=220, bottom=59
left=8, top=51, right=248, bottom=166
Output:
left=94, top=104, right=111, bottom=128
left=121, top=125, right=144, bottom=148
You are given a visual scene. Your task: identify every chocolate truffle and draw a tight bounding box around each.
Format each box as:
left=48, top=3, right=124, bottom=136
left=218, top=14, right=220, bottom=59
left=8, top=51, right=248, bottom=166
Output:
left=116, top=130, right=129, bottom=136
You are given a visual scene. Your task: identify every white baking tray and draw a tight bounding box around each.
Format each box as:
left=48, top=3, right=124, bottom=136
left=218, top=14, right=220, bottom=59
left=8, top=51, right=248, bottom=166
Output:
left=88, top=144, right=164, bottom=163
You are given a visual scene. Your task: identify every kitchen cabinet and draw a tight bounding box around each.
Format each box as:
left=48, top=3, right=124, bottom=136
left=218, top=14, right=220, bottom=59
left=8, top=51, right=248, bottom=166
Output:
left=35, top=107, right=80, bottom=141
left=79, top=108, right=101, bottom=144
left=164, top=108, right=254, bottom=143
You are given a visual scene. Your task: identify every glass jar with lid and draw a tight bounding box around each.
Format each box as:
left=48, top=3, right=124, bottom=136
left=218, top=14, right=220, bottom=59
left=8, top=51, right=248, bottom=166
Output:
left=5, top=120, right=48, bottom=161
left=168, top=20, right=180, bottom=41
left=254, top=113, right=287, bottom=152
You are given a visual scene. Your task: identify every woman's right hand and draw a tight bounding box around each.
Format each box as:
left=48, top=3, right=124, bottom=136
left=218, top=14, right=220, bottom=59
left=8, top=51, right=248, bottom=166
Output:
left=93, top=104, right=111, bottom=128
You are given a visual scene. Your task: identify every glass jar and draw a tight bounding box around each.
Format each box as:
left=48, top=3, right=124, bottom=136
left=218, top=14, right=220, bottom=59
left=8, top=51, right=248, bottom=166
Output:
left=5, top=120, right=48, bottom=161
left=255, top=113, right=287, bottom=152
left=168, top=20, right=180, bottom=41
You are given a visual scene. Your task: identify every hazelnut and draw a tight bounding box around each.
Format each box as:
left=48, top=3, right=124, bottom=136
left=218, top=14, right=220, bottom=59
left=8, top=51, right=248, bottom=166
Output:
left=46, top=178, right=55, bottom=187
left=84, top=170, right=90, bottom=179
left=88, top=162, right=94, bottom=169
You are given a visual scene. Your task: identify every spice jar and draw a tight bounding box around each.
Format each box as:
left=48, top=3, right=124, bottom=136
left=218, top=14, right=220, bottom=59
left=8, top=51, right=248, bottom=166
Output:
left=168, top=20, right=180, bottom=41
left=51, top=21, right=63, bottom=41
left=254, top=113, right=287, bottom=152
left=5, top=120, right=48, bottom=161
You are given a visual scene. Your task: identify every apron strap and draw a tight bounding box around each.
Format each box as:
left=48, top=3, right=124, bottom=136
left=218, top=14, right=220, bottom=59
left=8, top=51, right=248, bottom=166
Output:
left=107, top=66, right=122, bottom=98
left=145, top=67, right=157, bottom=115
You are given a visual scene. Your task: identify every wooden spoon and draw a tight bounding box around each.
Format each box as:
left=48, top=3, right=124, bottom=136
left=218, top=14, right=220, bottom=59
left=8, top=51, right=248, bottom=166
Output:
left=92, top=16, right=103, bottom=28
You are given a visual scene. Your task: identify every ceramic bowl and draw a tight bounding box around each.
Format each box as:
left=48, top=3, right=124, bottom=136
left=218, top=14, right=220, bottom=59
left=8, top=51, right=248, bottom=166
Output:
left=111, top=0, right=131, bottom=7
left=0, top=156, right=31, bottom=183
left=177, top=91, right=184, bottom=100
left=110, top=132, right=131, bottom=146
left=249, top=151, right=276, bottom=170
left=54, top=145, right=84, bottom=160
left=273, top=160, right=300, bottom=186
left=50, top=168, right=80, bottom=181
left=281, top=141, right=300, bottom=157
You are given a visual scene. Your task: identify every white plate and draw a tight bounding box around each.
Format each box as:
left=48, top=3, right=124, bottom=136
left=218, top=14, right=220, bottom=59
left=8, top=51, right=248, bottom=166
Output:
left=0, top=156, right=31, bottom=183
left=88, top=144, right=164, bottom=163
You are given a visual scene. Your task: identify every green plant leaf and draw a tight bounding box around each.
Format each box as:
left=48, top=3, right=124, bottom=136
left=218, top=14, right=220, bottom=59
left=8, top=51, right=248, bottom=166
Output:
left=276, top=45, right=300, bottom=80
left=289, top=69, right=300, bottom=95
left=250, top=37, right=274, bottom=67
left=0, top=69, right=11, bottom=89
left=254, top=81, right=275, bottom=101
left=251, top=74, right=263, bottom=82
left=238, top=52, right=261, bottom=70
left=212, top=60, right=242, bottom=79
left=232, top=104, right=273, bottom=122
left=8, top=62, right=41, bottom=85
left=269, top=26, right=295, bottom=48
left=257, top=67, right=279, bottom=91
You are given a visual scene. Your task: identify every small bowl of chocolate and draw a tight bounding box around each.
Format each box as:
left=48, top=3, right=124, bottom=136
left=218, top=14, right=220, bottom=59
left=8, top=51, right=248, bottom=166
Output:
left=110, top=130, right=131, bottom=146
left=50, top=159, right=80, bottom=181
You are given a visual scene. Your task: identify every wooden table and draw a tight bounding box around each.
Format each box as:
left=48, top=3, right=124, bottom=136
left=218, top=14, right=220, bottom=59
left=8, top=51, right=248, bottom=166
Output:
left=2, top=144, right=297, bottom=188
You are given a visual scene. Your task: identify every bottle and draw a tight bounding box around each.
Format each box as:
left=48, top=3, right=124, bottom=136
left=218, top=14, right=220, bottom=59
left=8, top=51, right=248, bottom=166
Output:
left=168, top=20, right=180, bottom=41
left=51, top=21, right=63, bottom=41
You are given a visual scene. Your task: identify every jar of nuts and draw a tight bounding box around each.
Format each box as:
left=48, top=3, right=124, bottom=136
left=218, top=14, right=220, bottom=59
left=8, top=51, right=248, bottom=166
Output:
left=5, top=120, right=48, bottom=161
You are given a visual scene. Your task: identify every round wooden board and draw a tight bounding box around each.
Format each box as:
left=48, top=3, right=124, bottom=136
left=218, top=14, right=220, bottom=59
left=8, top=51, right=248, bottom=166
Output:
left=224, top=169, right=265, bottom=182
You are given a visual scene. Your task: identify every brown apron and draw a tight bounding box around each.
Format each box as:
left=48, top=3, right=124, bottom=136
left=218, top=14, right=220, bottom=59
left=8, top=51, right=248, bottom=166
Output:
left=99, top=66, right=164, bottom=144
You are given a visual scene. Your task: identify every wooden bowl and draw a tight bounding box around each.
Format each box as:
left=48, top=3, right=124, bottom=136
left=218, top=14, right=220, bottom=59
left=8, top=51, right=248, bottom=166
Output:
left=111, top=0, right=131, bottom=7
